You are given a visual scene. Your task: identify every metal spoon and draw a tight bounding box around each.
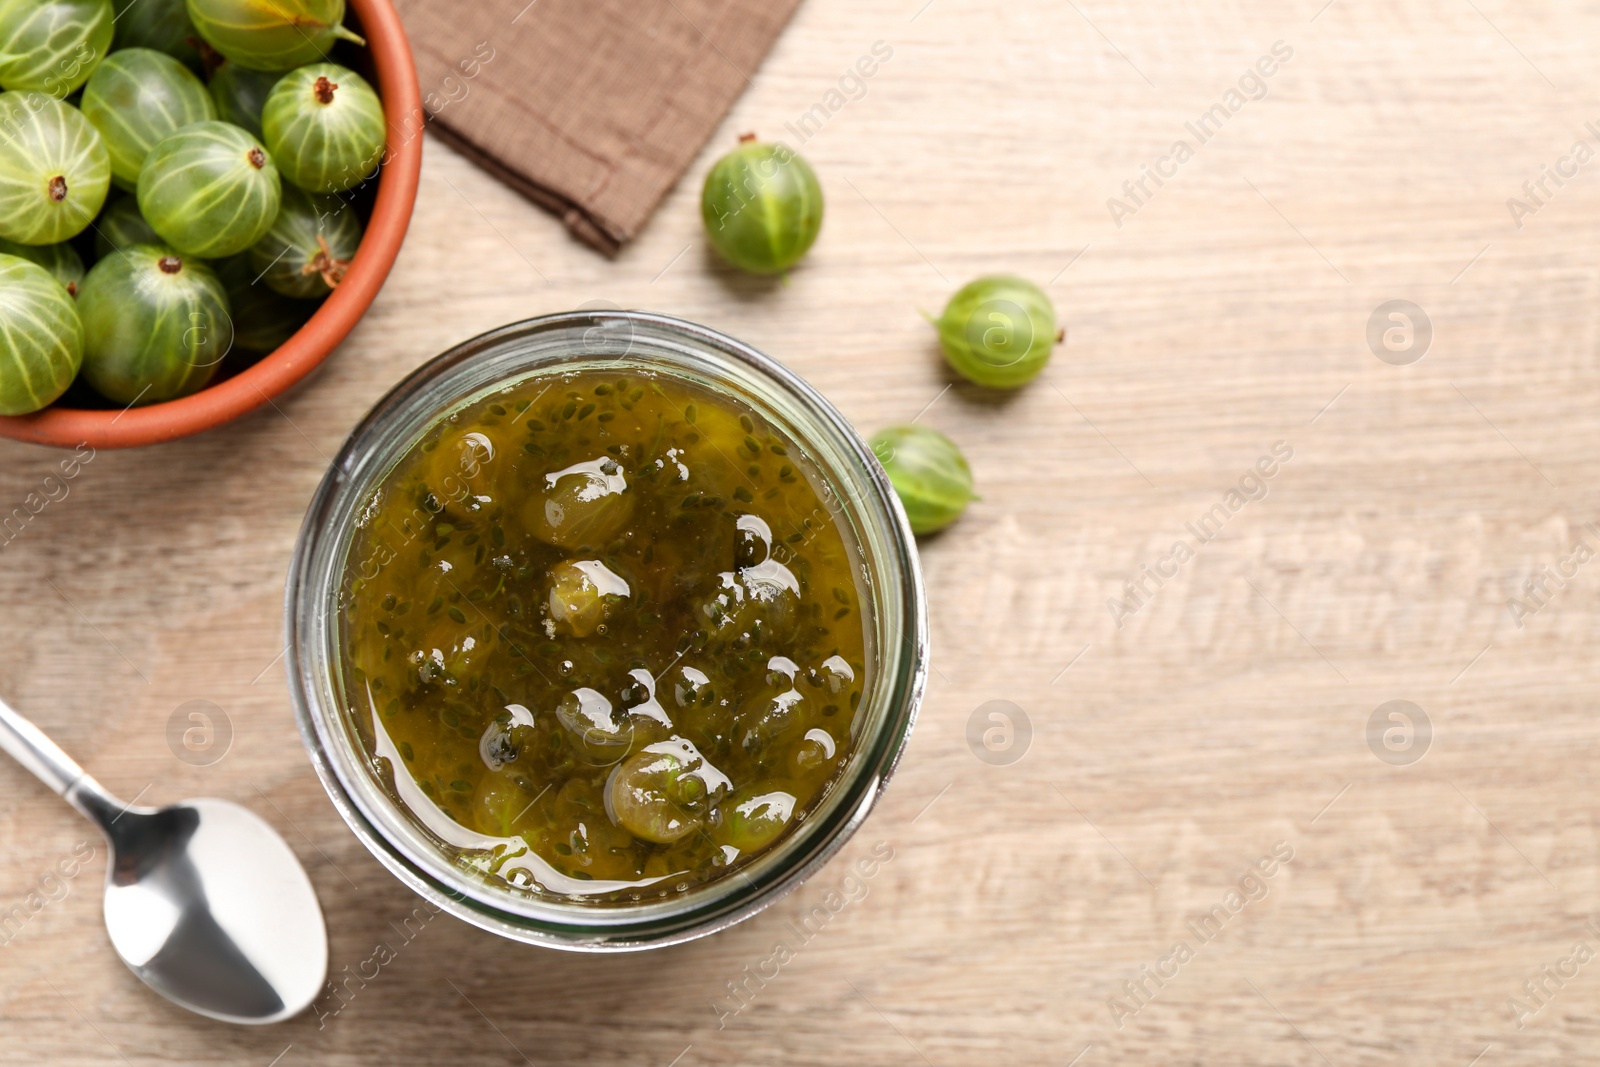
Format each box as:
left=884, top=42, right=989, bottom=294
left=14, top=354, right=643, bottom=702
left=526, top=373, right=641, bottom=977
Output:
left=0, top=695, right=329, bottom=1024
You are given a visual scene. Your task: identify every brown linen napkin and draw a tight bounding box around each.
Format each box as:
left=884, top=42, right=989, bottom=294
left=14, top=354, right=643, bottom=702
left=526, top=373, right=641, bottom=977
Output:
left=389, top=0, right=805, bottom=254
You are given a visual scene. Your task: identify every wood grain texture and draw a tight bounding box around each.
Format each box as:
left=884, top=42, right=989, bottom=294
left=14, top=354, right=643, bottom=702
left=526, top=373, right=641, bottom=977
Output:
left=3, top=0, right=1600, bottom=1063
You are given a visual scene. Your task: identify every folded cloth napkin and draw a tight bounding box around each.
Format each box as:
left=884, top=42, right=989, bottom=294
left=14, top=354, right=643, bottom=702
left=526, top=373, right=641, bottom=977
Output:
left=389, top=0, right=805, bottom=254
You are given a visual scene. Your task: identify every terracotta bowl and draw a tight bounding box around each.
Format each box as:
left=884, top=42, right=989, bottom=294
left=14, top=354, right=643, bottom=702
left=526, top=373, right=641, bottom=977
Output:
left=0, top=0, right=423, bottom=450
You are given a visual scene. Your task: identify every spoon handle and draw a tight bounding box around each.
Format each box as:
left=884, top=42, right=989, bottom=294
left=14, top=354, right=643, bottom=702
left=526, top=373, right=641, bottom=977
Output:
left=0, top=695, right=85, bottom=795
left=0, top=696, right=125, bottom=831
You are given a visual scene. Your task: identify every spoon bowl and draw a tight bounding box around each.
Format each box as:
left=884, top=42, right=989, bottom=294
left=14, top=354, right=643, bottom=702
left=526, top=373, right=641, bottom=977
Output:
left=100, top=798, right=328, bottom=1024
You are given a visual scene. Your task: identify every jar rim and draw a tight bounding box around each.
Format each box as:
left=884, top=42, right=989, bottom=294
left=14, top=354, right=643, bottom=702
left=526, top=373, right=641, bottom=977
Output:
left=284, top=310, right=927, bottom=950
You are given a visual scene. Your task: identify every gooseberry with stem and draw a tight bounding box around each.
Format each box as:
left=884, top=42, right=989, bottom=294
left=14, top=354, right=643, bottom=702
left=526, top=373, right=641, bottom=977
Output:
left=700, top=136, right=822, bottom=275
left=932, top=274, right=1060, bottom=388
left=247, top=184, right=360, bottom=298
left=0, top=91, right=110, bottom=244
left=261, top=63, right=384, bottom=193
left=137, top=119, right=280, bottom=257
left=185, top=0, right=363, bottom=72
left=869, top=424, right=976, bottom=535
left=76, top=243, right=233, bottom=404
left=0, top=253, right=83, bottom=414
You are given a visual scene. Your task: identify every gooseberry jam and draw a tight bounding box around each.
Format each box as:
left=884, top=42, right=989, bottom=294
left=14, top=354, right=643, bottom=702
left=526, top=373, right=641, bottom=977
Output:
left=339, top=369, right=868, bottom=901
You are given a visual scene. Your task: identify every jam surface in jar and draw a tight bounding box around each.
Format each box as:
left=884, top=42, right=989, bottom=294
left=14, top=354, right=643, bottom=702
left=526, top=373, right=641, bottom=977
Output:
left=340, top=369, right=868, bottom=900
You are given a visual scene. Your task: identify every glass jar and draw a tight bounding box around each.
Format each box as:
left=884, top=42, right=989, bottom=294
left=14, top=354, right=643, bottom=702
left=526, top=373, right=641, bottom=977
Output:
left=284, top=311, right=927, bottom=950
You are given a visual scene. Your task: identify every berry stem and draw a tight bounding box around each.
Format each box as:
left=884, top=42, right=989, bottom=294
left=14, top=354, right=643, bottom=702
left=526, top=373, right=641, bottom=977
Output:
left=303, top=234, right=350, bottom=289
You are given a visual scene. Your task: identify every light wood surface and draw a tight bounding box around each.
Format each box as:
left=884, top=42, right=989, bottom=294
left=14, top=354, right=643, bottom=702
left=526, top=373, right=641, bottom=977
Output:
left=4, top=0, right=1600, bottom=1063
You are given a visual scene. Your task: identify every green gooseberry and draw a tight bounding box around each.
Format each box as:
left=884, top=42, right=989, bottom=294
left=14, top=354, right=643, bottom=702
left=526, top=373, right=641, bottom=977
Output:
left=208, top=61, right=279, bottom=137
left=77, top=243, right=233, bottom=404
left=700, top=139, right=822, bottom=274
left=544, top=559, right=631, bottom=639
left=247, top=183, right=360, bottom=298
left=0, top=236, right=84, bottom=295
left=606, top=740, right=728, bottom=844
left=112, top=0, right=203, bottom=71
left=555, top=687, right=632, bottom=764
left=0, top=0, right=112, bottom=96
left=185, top=0, right=363, bottom=72
left=608, top=749, right=698, bottom=842
left=933, top=274, right=1059, bottom=389
left=261, top=63, right=384, bottom=193
left=90, top=192, right=160, bottom=258
left=696, top=565, right=800, bottom=653
left=80, top=47, right=216, bottom=188
left=0, top=253, right=83, bottom=414
left=869, top=424, right=976, bottom=535
left=717, top=789, right=797, bottom=854
left=525, top=458, right=635, bottom=550
left=736, top=684, right=807, bottom=754
left=213, top=253, right=314, bottom=351
left=137, top=120, right=280, bottom=257
left=0, top=91, right=110, bottom=244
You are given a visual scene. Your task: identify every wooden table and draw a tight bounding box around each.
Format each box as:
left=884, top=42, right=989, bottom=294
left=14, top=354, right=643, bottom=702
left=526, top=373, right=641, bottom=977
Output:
left=4, top=0, right=1599, bottom=1062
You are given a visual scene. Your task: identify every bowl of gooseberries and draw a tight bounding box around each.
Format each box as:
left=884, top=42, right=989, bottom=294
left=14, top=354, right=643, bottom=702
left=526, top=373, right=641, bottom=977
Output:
left=0, top=0, right=422, bottom=449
